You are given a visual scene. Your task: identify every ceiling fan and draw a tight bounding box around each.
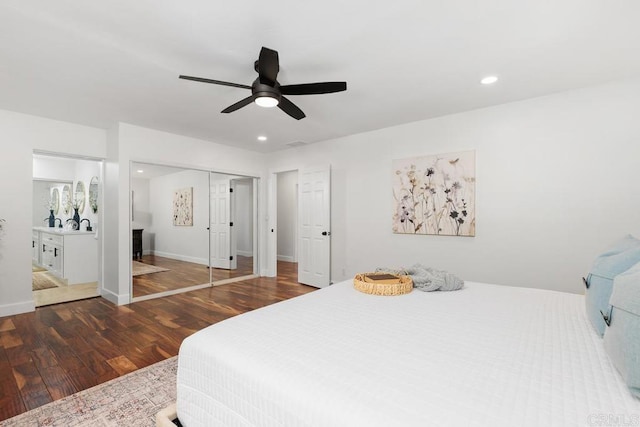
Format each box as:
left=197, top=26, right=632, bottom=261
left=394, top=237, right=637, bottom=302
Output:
left=179, top=47, right=347, bottom=120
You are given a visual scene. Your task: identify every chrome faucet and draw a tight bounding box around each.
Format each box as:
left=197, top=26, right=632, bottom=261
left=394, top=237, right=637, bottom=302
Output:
left=55, top=218, right=63, bottom=228
left=80, top=218, right=92, bottom=232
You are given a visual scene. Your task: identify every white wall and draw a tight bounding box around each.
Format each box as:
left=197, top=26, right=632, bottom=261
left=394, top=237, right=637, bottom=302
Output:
left=33, top=156, right=76, bottom=181
left=277, top=171, right=298, bottom=262
left=267, top=78, right=640, bottom=294
left=0, top=109, right=106, bottom=317
left=6, top=76, right=640, bottom=317
left=234, top=178, right=254, bottom=257
left=102, top=124, right=122, bottom=304
left=148, top=169, right=210, bottom=264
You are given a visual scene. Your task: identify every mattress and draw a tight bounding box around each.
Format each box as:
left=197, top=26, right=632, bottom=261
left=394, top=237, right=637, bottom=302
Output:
left=177, top=281, right=640, bottom=426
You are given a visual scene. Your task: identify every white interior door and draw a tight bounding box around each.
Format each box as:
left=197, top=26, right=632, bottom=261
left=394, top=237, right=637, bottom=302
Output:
left=210, top=177, right=234, bottom=270
left=298, top=165, right=331, bottom=287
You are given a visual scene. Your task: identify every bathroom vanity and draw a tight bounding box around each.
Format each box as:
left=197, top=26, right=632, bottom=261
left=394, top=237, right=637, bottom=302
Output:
left=32, top=227, right=98, bottom=285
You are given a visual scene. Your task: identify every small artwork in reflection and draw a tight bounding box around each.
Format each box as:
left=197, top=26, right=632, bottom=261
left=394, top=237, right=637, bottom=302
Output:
left=173, top=187, right=193, bottom=226
left=392, top=150, right=475, bottom=236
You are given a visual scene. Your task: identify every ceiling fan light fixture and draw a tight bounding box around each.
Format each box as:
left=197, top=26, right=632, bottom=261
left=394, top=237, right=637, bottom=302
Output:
left=255, top=95, right=279, bottom=108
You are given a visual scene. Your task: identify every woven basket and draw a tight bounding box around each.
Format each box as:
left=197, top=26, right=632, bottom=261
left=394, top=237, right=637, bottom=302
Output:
left=353, top=273, right=413, bottom=296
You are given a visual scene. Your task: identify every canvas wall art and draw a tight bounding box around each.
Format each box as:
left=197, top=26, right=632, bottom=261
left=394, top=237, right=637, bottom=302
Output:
left=173, top=187, right=193, bottom=226
left=393, top=150, right=475, bottom=236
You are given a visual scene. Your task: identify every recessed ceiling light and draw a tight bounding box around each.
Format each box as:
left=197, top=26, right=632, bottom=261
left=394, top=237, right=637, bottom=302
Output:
left=257, top=135, right=267, bottom=142
left=137, top=169, right=144, bottom=173
left=480, top=76, right=499, bottom=85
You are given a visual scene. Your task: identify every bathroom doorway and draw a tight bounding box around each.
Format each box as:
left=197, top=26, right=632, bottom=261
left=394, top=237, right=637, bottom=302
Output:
left=32, top=153, right=103, bottom=307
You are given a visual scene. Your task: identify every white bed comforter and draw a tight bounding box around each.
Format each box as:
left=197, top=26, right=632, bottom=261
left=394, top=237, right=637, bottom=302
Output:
left=177, top=281, right=640, bottom=426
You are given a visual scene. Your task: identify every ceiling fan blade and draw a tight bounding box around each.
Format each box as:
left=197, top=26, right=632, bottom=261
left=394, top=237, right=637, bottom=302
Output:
left=221, top=95, right=256, bottom=113
left=280, top=81, right=347, bottom=95
left=258, top=47, right=279, bottom=85
left=179, top=75, right=251, bottom=90
left=278, top=96, right=306, bottom=120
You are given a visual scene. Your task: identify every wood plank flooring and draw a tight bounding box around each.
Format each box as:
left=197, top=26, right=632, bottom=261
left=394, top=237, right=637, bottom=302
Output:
left=133, top=254, right=254, bottom=297
left=0, top=261, right=313, bottom=422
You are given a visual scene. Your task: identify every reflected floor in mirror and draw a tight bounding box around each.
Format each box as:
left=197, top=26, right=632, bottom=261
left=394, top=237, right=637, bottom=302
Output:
left=132, top=254, right=254, bottom=298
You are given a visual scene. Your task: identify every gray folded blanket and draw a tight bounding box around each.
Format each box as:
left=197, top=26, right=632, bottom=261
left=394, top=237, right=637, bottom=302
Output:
left=376, top=263, right=464, bottom=292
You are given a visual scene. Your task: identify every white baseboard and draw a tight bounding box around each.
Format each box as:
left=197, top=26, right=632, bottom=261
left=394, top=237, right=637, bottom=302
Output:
left=237, top=250, right=253, bottom=257
left=150, top=250, right=208, bottom=266
left=101, top=288, right=130, bottom=305
left=0, top=300, right=35, bottom=317
left=277, top=254, right=295, bottom=262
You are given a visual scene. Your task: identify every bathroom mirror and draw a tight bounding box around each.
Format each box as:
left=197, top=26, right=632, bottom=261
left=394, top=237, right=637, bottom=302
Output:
left=74, top=181, right=86, bottom=214
left=51, top=188, right=60, bottom=215
left=62, top=184, right=72, bottom=215
left=89, top=176, right=99, bottom=213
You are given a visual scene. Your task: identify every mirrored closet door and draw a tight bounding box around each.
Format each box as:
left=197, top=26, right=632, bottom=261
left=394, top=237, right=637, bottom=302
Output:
left=130, top=162, right=258, bottom=301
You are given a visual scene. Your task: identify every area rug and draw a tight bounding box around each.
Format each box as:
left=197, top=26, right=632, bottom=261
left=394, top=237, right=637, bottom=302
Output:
left=32, top=271, right=64, bottom=291
left=0, top=357, right=178, bottom=427
left=132, top=261, right=170, bottom=276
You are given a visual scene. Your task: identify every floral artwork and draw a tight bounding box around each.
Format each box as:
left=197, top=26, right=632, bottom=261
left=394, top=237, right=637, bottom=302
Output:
left=173, top=187, right=193, bottom=226
left=393, top=150, right=475, bottom=236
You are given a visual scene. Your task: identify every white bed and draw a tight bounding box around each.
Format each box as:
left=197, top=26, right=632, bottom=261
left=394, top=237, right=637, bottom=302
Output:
left=177, top=280, right=640, bottom=426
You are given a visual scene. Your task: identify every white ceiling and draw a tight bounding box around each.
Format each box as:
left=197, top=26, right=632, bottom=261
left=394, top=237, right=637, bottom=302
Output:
left=2, top=1, right=640, bottom=153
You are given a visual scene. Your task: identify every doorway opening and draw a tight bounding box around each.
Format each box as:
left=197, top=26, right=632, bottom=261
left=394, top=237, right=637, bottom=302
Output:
left=276, top=170, right=299, bottom=283
left=130, top=162, right=259, bottom=302
left=32, top=153, right=103, bottom=307
left=270, top=165, right=331, bottom=288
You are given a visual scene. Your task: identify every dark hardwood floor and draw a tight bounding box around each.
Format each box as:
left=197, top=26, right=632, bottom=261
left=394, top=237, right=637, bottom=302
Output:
left=133, top=254, right=255, bottom=297
left=0, top=261, right=312, bottom=422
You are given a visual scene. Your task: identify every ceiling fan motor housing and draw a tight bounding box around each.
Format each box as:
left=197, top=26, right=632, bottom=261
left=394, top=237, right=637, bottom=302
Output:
left=252, top=79, right=281, bottom=102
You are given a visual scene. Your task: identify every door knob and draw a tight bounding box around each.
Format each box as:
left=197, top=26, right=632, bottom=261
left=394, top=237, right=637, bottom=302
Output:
left=322, top=231, right=331, bottom=236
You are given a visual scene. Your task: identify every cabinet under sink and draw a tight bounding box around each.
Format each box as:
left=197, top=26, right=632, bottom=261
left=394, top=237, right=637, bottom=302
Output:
left=33, top=227, right=98, bottom=285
